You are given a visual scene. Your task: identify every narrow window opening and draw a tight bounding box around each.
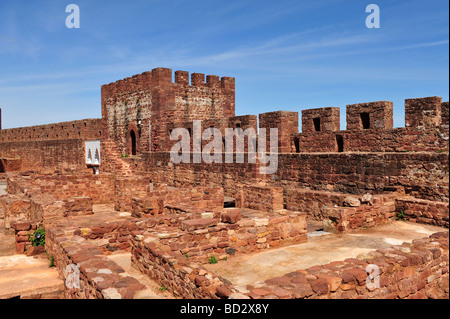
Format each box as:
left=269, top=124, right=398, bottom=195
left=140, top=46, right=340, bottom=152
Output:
left=360, top=113, right=370, bottom=129
left=336, top=135, right=344, bottom=152
left=130, top=130, right=137, bottom=155
left=294, top=137, right=300, bottom=153
left=313, top=118, right=321, bottom=132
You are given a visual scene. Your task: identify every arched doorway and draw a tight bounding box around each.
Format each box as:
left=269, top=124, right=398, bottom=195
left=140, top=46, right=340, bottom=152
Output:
left=130, top=130, right=137, bottom=155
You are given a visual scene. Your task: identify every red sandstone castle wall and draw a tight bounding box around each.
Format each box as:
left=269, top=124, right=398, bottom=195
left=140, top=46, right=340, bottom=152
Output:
left=294, top=126, right=449, bottom=153
left=0, top=119, right=102, bottom=173
left=293, top=97, right=448, bottom=153
left=0, top=119, right=102, bottom=143
left=0, top=139, right=88, bottom=173
left=133, top=151, right=449, bottom=203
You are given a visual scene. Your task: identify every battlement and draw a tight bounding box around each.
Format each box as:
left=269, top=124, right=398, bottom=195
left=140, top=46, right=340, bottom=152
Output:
left=291, top=96, right=448, bottom=153
left=0, top=118, right=102, bottom=143
left=302, top=107, right=340, bottom=133
left=346, top=101, right=393, bottom=131
left=101, top=67, right=235, bottom=101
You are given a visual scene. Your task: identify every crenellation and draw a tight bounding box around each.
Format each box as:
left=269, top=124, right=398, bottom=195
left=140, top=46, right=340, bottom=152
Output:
left=206, top=74, right=220, bottom=88
left=440, top=101, right=449, bottom=127
left=151, top=67, right=172, bottom=85
left=346, top=101, right=393, bottom=131
left=221, top=76, right=235, bottom=90
left=302, top=107, right=340, bottom=133
left=191, top=73, right=205, bottom=86
left=175, top=70, right=189, bottom=85
left=405, top=96, right=442, bottom=129
left=259, top=111, right=299, bottom=153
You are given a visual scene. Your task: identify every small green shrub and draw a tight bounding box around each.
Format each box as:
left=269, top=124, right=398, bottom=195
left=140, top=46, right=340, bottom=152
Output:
left=396, top=210, right=406, bottom=221
left=48, top=255, right=55, bottom=268
left=28, top=227, right=45, bottom=247
left=208, top=256, right=218, bottom=264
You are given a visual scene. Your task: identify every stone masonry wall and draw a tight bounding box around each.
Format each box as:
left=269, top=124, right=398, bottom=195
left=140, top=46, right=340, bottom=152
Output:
left=139, top=151, right=448, bottom=202
left=0, top=119, right=102, bottom=143
left=294, top=126, right=448, bottom=153
left=235, top=184, right=284, bottom=213
left=45, top=225, right=146, bottom=299
left=7, top=174, right=116, bottom=204
left=0, top=139, right=89, bottom=174
left=285, top=188, right=397, bottom=232
left=395, top=197, right=449, bottom=228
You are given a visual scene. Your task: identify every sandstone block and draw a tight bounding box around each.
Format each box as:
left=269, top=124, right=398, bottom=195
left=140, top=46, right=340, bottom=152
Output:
left=181, top=218, right=219, bottom=232
left=343, top=197, right=361, bottom=207
left=221, top=209, right=241, bottom=224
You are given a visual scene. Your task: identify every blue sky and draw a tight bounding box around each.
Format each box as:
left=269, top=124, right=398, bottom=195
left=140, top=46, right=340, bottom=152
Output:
left=0, top=0, right=448, bottom=130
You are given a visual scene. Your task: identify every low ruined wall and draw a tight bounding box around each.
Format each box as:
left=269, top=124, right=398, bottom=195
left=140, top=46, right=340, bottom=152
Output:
left=321, top=197, right=396, bottom=233
left=132, top=236, right=236, bottom=299
left=396, top=197, right=449, bottom=228
left=235, top=184, right=284, bottom=213
left=285, top=188, right=348, bottom=220
left=10, top=220, right=39, bottom=254
left=0, top=194, right=31, bottom=229
left=45, top=225, right=146, bottom=299
left=72, top=217, right=154, bottom=252
left=246, top=232, right=449, bottom=299
left=131, top=185, right=224, bottom=217
left=114, top=176, right=151, bottom=211
left=285, top=188, right=397, bottom=232
left=7, top=174, right=116, bottom=204
left=131, top=208, right=307, bottom=299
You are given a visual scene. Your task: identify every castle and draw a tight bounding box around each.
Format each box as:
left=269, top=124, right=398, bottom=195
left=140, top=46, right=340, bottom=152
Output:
left=0, top=67, right=448, bottom=299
